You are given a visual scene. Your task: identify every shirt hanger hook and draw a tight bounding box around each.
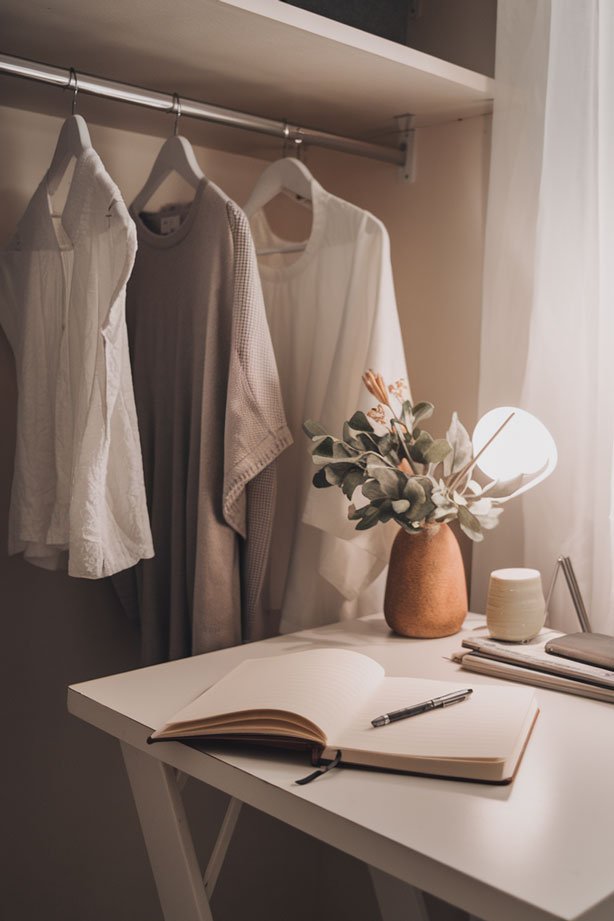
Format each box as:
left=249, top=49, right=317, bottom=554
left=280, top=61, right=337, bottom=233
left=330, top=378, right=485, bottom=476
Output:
left=282, top=119, right=290, bottom=158
left=67, top=67, right=79, bottom=115
left=171, top=93, right=182, bottom=137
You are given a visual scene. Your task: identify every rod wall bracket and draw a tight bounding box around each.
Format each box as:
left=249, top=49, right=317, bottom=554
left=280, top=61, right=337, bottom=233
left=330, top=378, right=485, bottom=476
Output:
left=395, top=113, right=416, bottom=182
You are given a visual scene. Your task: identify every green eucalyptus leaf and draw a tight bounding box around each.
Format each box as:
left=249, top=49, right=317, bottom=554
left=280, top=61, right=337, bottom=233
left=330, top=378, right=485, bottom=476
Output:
left=400, top=477, right=436, bottom=521
left=354, top=506, right=381, bottom=530
left=366, top=460, right=405, bottom=497
left=402, top=476, right=430, bottom=502
left=303, top=419, right=329, bottom=440
left=443, top=412, right=473, bottom=476
left=323, top=468, right=343, bottom=486
left=362, top=478, right=386, bottom=500
left=348, top=411, right=374, bottom=433
left=409, top=500, right=436, bottom=522
left=342, top=421, right=361, bottom=449
left=409, top=431, right=434, bottom=464
left=459, top=523, right=484, bottom=542
left=392, top=499, right=410, bottom=513
left=356, top=432, right=377, bottom=451
left=411, top=401, right=435, bottom=424
left=324, top=463, right=353, bottom=486
left=457, top=505, right=484, bottom=542
left=348, top=503, right=370, bottom=519
left=378, top=433, right=394, bottom=456
left=312, top=436, right=334, bottom=460
left=432, top=506, right=457, bottom=522
left=459, top=503, right=484, bottom=525
left=312, top=468, right=332, bottom=488
left=400, top=400, right=414, bottom=429
left=341, top=469, right=366, bottom=500
left=422, top=438, right=452, bottom=464
left=331, top=442, right=355, bottom=460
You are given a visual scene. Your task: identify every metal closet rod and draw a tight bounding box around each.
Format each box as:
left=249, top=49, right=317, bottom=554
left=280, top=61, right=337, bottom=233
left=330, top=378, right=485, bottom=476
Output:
left=0, top=52, right=406, bottom=166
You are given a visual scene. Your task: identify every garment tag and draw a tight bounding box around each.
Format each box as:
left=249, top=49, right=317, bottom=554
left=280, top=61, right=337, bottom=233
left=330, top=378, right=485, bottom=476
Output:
left=160, top=214, right=182, bottom=235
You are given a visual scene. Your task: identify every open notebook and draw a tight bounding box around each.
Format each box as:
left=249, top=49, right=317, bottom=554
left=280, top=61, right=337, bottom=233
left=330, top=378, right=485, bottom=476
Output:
left=149, top=648, right=539, bottom=784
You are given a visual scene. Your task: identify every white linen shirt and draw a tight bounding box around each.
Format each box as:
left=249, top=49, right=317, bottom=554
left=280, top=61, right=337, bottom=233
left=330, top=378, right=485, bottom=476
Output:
left=0, top=147, right=153, bottom=578
left=250, top=181, right=409, bottom=633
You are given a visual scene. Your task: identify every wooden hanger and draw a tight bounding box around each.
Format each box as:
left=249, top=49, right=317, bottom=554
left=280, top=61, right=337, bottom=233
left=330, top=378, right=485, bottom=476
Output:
left=244, top=157, right=315, bottom=255
left=131, top=135, right=205, bottom=215
left=46, top=114, right=91, bottom=196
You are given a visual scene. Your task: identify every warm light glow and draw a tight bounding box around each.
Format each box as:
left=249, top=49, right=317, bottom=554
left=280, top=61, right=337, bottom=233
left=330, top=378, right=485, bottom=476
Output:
left=472, top=406, right=557, bottom=496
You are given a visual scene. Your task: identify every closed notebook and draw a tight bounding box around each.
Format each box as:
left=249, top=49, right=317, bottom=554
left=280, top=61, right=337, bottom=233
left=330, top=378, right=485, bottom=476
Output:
left=149, top=648, right=538, bottom=784
left=544, top=633, right=614, bottom=670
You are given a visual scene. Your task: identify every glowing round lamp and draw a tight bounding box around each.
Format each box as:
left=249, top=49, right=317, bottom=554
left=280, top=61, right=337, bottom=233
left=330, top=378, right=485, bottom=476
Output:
left=472, top=406, right=557, bottom=498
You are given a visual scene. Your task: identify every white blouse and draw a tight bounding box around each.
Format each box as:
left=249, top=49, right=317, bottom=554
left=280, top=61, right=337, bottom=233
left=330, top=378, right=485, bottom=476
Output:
left=251, top=181, right=409, bottom=633
left=0, top=147, right=153, bottom=578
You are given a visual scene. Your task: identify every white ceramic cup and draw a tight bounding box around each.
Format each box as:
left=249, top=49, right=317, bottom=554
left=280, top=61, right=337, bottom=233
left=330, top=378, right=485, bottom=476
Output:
left=486, top=568, right=546, bottom=641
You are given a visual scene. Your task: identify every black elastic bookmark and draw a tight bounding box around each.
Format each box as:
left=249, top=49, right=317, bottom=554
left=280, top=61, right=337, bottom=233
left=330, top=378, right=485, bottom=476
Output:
left=295, top=750, right=342, bottom=785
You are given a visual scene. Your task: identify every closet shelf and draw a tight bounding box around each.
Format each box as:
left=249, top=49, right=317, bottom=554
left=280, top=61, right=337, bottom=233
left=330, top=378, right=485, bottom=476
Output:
left=0, top=0, right=494, bottom=153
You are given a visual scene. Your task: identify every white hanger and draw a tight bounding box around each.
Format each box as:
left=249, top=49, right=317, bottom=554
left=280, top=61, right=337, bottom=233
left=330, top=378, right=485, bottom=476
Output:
left=46, top=114, right=91, bottom=196
left=131, top=134, right=205, bottom=215
left=244, top=157, right=315, bottom=256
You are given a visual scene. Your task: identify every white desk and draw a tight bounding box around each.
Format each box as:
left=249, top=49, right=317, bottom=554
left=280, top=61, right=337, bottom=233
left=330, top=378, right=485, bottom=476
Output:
left=68, top=614, right=614, bottom=921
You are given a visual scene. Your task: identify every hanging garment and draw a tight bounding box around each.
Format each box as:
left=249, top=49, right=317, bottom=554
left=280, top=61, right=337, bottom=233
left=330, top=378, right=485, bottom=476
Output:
left=115, top=179, right=292, bottom=663
left=0, top=145, right=153, bottom=578
left=249, top=180, right=409, bottom=633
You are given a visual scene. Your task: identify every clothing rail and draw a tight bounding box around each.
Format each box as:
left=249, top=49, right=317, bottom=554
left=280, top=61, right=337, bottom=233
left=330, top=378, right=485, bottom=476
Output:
left=0, top=52, right=407, bottom=166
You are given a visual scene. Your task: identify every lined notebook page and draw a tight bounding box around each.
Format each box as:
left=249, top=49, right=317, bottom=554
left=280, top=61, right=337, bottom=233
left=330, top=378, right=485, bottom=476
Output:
left=336, top=679, right=536, bottom=761
left=162, top=648, right=384, bottom=740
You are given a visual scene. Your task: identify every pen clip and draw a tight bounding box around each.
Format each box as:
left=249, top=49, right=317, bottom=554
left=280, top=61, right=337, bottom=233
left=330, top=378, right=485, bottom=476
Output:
left=442, top=696, right=463, bottom=707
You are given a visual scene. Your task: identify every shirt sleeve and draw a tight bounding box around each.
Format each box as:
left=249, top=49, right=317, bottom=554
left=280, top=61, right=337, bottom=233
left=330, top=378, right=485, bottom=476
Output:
left=69, top=184, right=153, bottom=578
left=223, top=202, right=293, bottom=636
left=302, top=213, right=409, bottom=600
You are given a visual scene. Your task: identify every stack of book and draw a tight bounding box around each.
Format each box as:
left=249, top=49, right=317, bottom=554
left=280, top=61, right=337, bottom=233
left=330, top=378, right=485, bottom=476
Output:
left=453, top=629, right=614, bottom=703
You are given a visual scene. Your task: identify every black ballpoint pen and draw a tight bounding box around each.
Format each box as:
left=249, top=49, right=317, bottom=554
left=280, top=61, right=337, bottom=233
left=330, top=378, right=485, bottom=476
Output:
left=371, top=688, right=473, bottom=727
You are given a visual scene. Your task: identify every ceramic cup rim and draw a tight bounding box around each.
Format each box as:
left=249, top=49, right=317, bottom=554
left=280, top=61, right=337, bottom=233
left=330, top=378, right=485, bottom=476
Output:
left=489, top=567, right=541, bottom=582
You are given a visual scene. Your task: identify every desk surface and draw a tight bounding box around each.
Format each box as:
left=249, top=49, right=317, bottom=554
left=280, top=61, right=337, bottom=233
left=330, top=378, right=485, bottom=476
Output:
left=68, top=614, right=614, bottom=921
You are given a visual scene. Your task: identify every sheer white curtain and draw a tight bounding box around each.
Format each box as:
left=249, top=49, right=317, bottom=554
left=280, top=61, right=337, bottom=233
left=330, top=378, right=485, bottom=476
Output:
left=473, top=0, right=614, bottom=633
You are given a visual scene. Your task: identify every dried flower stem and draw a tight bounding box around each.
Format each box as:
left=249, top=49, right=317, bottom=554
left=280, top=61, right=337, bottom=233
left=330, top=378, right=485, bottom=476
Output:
left=391, top=418, right=420, bottom=474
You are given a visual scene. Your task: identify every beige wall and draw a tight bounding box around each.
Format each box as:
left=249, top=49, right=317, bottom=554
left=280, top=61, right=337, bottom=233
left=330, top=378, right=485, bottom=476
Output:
left=0, top=102, right=488, bottom=921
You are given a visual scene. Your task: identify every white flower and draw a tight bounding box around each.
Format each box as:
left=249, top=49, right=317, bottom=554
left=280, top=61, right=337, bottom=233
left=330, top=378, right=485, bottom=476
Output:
left=469, top=497, right=504, bottom=530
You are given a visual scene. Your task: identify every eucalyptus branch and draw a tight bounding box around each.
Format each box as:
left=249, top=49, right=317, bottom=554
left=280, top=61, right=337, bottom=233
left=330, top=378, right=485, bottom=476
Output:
left=390, top=417, right=420, bottom=474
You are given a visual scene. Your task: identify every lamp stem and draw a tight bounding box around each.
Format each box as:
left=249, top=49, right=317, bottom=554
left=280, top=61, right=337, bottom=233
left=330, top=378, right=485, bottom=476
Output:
left=448, top=411, right=516, bottom=492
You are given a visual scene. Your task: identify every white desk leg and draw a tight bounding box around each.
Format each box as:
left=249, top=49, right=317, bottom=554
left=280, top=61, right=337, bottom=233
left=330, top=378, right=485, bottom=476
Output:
left=121, top=742, right=214, bottom=921
left=204, top=797, right=242, bottom=897
left=368, top=867, right=430, bottom=921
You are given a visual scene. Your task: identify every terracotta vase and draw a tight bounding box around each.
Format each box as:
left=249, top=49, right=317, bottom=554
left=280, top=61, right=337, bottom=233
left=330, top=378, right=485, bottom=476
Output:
left=383, top=523, right=468, bottom=638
